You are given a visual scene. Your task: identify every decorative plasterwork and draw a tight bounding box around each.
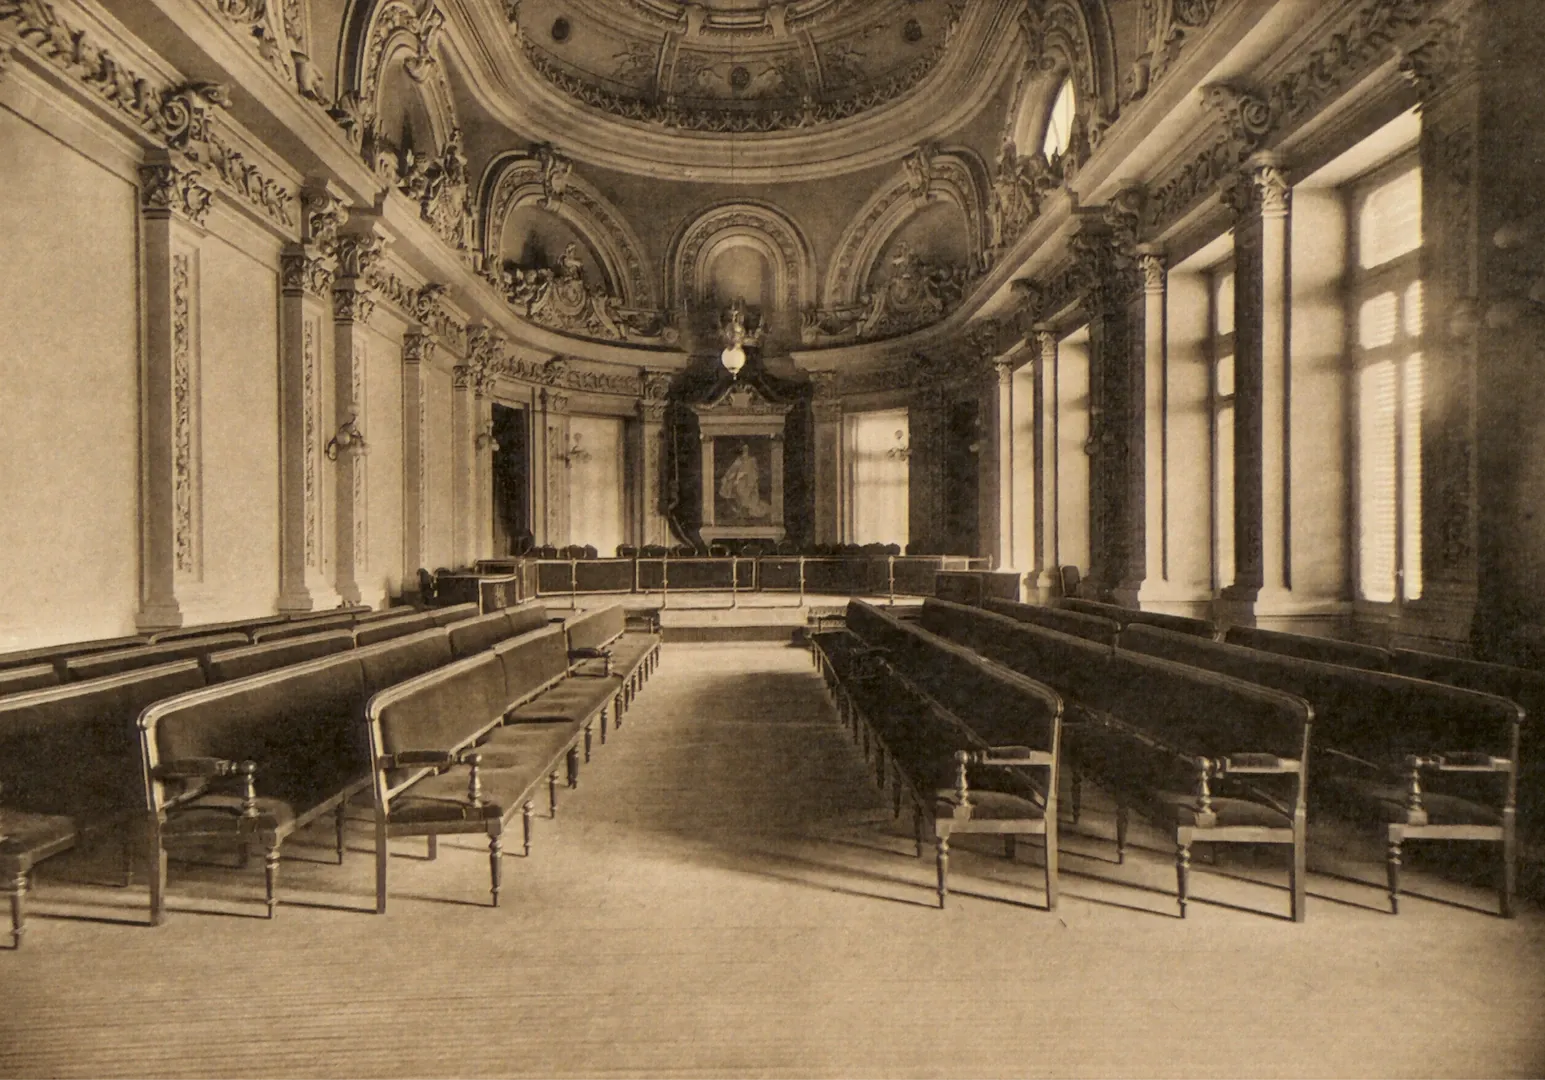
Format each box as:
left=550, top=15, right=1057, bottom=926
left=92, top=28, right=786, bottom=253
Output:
left=4, top=3, right=299, bottom=226
left=1148, top=0, right=1441, bottom=232
left=668, top=201, right=817, bottom=313
left=171, top=250, right=200, bottom=578
left=396, top=127, right=474, bottom=255
left=514, top=0, right=967, bottom=135
left=282, top=247, right=335, bottom=298
left=139, top=162, right=215, bottom=227
left=1123, top=0, right=1230, bottom=104
left=480, top=148, right=658, bottom=307
left=821, top=145, right=990, bottom=309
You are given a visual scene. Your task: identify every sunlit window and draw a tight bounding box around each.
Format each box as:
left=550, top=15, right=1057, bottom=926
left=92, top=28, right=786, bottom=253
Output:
left=1351, top=160, right=1423, bottom=604
left=1042, top=77, right=1076, bottom=161
left=845, top=409, right=910, bottom=546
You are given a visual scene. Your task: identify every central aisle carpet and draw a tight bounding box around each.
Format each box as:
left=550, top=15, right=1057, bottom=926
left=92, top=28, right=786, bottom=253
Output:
left=1, top=644, right=1542, bottom=1078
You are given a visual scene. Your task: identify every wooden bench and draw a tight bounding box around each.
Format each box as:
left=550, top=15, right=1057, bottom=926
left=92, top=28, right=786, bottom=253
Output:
left=250, top=614, right=358, bottom=644
left=562, top=604, right=662, bottom=722
left=149, top=616, right=288, bottom=644
left=814, top=600, right=1064, bottom=909
left=352, top=611, right=437, bottom=648
left=426, top=602, right=481, bottom=627
left=921, top=599, right=1314, bottom=920
left=365, top=616, right=636, bottom=911
left=1222, top=625, right=1394, bottom=671
left=982, top=597, right=1121, bottom=646
left=0, top=661, right=209, bottom=939
left=446, top=604, right=552, bottom=661
left=0, top=663, right=60, bottom=697
left=0, top=635, right=149, bottom=674
left=1121, top=625, right=1522, bottom=916
left=202, top=631, right=357, bottom=683
left=1059, top=598, right=1217, bottom=638
left=135, top=628, right=457, bottom=923
left=63, top=634, right=250, bottom=682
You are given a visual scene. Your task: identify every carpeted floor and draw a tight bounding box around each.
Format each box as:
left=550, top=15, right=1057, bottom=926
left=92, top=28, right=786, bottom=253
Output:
left=2, top=643, right=1543, bottom=1078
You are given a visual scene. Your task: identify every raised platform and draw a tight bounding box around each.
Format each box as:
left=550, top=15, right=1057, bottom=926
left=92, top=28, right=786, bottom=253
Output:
left=548, top=591, right=920, bottom=644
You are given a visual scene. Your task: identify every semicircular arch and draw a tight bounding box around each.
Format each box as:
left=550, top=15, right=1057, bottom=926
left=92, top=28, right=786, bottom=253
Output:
left=667, top=201, right=817, bottom=315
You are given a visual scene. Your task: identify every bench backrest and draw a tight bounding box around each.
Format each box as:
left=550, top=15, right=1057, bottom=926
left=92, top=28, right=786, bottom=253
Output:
left=919, top=599, right=1110, bottom=702
left=0, top=635, right=151, bottom=674
left=847, top=600, right=1062, bottom=754
left=565, top=605, right=625, bottom=654
left=64, top=634, right=250, bottom=682
left=1120, top=625, right=1521, bottom=761
left=981, top=597, right=1121, bottom=645
left=493, top=625, right=570, bottom=706
left=1061, top=598, right=1216, bottom=638
left=149, top=616, right=288, bottom=643
left=139, top=653, right=369, bottom=815
left=429, top=603, right=481, bottom=627
left=204, top=631, right=357, bottom=683
left=250, top=614, right=357, bottom=643
left=352, top=607, right=414, bottom=624
left=505, top=603, right=551, bottom=640
left=1223, top=625, right=1394, bottom=671
left=0, top=663, right=60, bottom=697
left=1, top=660, right=207, bottom=819
left=448, top=611, right=516, bottom=660
left=922, top=599, right=1312, bottom=775
left=353, top=612, right=436, bottom=647
left=365, top=653, right=508, bottom=805
left=355, top=629, right=455, bottom=700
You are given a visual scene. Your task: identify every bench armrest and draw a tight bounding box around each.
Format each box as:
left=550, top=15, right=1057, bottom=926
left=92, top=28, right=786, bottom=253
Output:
left=382, top=749, right=489, bottom=807
left=569, top=647, right=613, bottom=677
left=153, top=758, right=260, bottom=817
left=1216, top=754, right=1300, bottom=774
left=1419, top=752, right=1512, bottom=773
left=967, top=745, right=1055, bottom=767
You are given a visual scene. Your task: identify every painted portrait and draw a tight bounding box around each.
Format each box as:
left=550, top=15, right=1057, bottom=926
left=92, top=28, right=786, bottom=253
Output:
left=712, top=435, right=775, bottom=525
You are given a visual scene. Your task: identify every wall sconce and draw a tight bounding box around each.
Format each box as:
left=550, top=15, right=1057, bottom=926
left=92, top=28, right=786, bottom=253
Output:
left=887, top=429, right=912, bottom=460
left=475, top=422, right=499, bottom=452
left=325, top=415, right=366, bottom=461
left=557, top=432, right=592, bottom=467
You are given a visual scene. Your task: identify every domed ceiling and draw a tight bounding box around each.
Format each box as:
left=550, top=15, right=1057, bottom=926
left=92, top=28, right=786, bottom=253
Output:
left=487, top=0, right=1024, bottom=181
left=515, top=0, right=959, bottom=131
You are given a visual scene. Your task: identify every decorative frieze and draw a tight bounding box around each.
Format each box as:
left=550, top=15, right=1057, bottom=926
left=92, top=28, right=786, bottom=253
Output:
left=1399, top=12, right=1477, bottom=100
left=1, top=1, right=296, bottom=227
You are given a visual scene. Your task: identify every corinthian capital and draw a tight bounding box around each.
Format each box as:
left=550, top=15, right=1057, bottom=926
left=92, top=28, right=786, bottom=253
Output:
left=139, top=161, right=214, bottom=226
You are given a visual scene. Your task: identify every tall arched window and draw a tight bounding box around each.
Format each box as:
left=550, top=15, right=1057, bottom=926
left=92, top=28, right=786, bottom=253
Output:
left=1042, top=77, right=1077, bottom=161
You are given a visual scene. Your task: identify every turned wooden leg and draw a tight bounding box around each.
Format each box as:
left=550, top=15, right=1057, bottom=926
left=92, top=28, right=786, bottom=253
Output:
left=1044, top=825, right=1060, bottom=912
left=892, top=778, right=903, bottom=819
left=427, top=834, right=438, bottom=861
left=9, top=871, right=25, bottom=949
left=614, top=693, right=625, bottom=729
left=148, top=815, right=168, bottom=927
left=935, top=834, right=950, bottom=909
left=263, top=843, right=280, bottom=919
left=374, top=819, right=390, bottom=914
left=1115, top=805, right=1129, bottom=865
left=489, top=831, right=503, bottom=908
left=600, top=706, right=609, bottom=745
left=584, top=724, right=593, bottom=762
left=1071, top=772, right=1082, bottom=824
left=1176, top=842, right=1191, bottom=919
left=913, top=806, right=924, bottom=858
left=1501, top=811, right=1517, bottom=918
left=549, top=772, right=559, bottom=817
left=1387, top=836, right=1403, bottom=915
left=522, top=801, right=534, bottom=857
left=1004, top=835, right=1017, bottom=860
left=335, top=802, right=348, bottom=865
left=567, top=746, right=580, bottom=789
left=1290, top=821, right=1307, bottom=923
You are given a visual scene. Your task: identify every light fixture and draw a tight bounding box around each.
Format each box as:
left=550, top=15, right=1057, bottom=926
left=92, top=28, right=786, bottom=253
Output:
left=557, top=432, right=591, bottom=467
left=475, top=422, right=499, bottom=452
left=325, top=415, right=366, bottom=460
left=887, top=429, right=911, bottom=460
left=719, top=343, right=747, bottom=377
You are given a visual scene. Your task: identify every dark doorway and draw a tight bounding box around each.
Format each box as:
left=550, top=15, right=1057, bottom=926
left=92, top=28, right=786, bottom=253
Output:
left=491, top=403, right=530, bottom=555
left=943, top=398, right=980, bottom=556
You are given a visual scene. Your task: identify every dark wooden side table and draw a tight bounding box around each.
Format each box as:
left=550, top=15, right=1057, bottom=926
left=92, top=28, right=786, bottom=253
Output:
left=0, top=786, right=77, bottom=948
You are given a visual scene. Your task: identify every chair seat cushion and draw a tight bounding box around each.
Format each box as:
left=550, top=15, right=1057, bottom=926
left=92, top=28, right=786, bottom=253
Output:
left=385, top=766, right=538, bottom=825
left=1319, top=776, right=1502, bottom=826
left=948, top=790, right=1047, bottom=822
left=609, top=635, right=659, bottom=674
left=0, top=810, right=77, bottom=871
left=507, top=677, right=622, bottom=724
left=479, top=722, right=579, bottom=767
left=162, top=795, right=298, bottom=840
left=1148, top=791, right=1291, bottom=829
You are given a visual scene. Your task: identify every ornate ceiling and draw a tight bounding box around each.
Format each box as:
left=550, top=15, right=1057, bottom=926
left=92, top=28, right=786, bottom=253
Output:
left=474, top=0, right=1025, bottom=181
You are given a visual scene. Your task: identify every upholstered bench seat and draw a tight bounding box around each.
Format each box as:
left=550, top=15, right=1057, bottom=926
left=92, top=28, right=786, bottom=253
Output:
left=1148, top=792, right=1292, bottom=829
left=507, top=677, right=622, bottom=725
left=1, top=807, right=77, bottom=947
left=159, top=794, right=298, bottom=839
left=381, top=765, right=536, bottom=826
left=955, top=790, right=1049, bottom=821
left=1319, top=777, right=1502, bottom=827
